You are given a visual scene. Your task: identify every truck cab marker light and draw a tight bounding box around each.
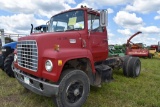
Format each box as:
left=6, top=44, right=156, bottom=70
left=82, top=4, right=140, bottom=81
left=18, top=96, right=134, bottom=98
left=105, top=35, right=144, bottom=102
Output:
left=54, top=45, right=60, bottom=51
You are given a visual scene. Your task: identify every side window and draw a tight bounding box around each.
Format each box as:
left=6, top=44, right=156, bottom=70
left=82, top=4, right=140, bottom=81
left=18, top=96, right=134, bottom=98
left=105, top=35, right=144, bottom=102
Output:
left=88, top=14, right=103, bottom=32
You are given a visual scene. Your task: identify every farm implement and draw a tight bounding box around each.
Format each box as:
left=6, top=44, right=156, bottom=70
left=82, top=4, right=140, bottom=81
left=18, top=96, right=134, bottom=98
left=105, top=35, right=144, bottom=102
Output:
left=109, top=45, right=125, bottom=57
left=126, top=31, right=152, bottom=58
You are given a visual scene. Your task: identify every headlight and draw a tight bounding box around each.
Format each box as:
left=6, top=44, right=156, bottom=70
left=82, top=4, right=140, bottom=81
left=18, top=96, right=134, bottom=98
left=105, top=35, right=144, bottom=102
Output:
left=45, top=60, right=53, bottom=72
left=14, top=54, right=17, bottom=62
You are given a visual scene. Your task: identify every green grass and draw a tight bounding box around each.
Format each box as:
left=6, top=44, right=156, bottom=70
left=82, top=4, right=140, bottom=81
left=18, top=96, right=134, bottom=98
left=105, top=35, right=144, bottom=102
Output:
left=0, top=58, right=160, bottom=107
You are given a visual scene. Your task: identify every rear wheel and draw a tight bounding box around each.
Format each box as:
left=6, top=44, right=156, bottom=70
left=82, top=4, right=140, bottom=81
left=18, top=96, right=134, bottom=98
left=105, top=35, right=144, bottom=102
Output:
left=4, top=53, right=15, bottom=78
left=123, top=55, right=132, bottom=76
left=127, top=57, right=141, bottom=77
left=123, top=56, right=141, bottom=77
left=53, top=69, right=90, bottom=107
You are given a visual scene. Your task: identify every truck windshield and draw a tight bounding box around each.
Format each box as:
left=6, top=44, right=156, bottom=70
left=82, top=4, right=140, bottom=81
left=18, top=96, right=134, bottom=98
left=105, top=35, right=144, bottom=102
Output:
left=48, top=10, right=84, bottom=32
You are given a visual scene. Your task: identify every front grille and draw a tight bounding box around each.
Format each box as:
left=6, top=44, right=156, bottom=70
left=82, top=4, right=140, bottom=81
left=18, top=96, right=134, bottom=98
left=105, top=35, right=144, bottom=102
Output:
left=17, top=40, right=38, bottom=72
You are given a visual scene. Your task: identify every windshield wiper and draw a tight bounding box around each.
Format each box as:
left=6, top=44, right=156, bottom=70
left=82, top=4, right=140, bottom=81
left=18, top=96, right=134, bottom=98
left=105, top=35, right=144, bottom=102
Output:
left=55, top=30, right=64, bottom=32
left=65, top=28, right=82, bottom=31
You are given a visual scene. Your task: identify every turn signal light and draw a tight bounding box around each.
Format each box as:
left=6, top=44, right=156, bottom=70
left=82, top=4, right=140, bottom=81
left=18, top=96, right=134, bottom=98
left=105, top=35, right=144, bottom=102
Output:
left=58, top=60, right=62, bottom=66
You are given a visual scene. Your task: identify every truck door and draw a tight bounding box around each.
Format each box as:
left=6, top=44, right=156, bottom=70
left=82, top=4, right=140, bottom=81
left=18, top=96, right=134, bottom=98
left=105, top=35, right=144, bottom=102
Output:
left=88, top=13, right=108, bottom=61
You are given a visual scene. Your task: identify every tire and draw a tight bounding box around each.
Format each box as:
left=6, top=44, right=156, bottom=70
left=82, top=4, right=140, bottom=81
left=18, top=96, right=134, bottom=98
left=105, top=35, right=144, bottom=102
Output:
left=0, top=63, right=4, bottom=71
left=4, top=53, right=15, bottom=78
left=123, top=55, right=132, bottom=76
left=53, top=69, right=90, bottom=107
left=127, top=57, right=141, bottom=77
left=0, top=54, right=4, bottom=71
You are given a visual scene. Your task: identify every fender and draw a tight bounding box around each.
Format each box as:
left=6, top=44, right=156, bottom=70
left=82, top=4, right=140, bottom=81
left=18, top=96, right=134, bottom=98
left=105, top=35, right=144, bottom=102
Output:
left=42, top=48, right=96, bottom=82
left=2, top=42, right=17, bottom=49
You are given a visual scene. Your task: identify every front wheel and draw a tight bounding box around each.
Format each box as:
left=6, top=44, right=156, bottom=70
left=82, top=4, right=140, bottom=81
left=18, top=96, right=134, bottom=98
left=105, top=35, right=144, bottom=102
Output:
left=53, top=69, right=90, bottom=107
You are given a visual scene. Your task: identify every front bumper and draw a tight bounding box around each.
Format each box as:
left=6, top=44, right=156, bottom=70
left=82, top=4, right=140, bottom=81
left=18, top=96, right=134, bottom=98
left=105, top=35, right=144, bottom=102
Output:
left=14, top=69, right=59, bottom=97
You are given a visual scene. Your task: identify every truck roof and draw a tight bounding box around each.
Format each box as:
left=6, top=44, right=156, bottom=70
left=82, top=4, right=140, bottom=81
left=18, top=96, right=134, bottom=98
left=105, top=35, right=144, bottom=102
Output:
left=51, top=7, right=100, bottom=18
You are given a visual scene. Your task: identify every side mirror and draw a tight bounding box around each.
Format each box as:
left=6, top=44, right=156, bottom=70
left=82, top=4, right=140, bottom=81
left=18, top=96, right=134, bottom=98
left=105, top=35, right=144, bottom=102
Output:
left=100, top=10, right=107, bottom=27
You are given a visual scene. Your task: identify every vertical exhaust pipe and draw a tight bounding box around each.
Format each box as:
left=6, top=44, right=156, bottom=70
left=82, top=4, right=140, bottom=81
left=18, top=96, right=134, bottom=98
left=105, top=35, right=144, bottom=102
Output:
left=30, top=24, right=33, bottom=34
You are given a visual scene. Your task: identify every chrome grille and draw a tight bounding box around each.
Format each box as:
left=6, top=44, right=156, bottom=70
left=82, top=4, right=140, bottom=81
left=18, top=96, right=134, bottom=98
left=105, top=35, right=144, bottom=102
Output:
left=17, top=40, right=38, bottom=72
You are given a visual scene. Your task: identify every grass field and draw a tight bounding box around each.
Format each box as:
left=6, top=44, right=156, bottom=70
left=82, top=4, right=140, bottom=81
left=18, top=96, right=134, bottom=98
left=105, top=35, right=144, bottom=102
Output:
left=0, top=58, right=160, bottom=107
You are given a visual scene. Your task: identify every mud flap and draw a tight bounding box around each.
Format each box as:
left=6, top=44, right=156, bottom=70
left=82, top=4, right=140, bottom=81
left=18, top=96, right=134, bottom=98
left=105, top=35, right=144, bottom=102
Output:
left=95, top=64, right=113, bottom=83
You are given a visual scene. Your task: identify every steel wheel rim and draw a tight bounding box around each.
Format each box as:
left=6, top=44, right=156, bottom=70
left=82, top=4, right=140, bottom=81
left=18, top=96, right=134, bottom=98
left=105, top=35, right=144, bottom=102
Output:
left=66, top=80, right=84, bottom=103
left=135, top=62, right=140, bottom=75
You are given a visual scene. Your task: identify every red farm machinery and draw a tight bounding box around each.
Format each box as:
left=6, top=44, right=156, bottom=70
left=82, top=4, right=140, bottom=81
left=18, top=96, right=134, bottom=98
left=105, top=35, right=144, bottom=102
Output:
left=126, top=31, right=152, bottom=58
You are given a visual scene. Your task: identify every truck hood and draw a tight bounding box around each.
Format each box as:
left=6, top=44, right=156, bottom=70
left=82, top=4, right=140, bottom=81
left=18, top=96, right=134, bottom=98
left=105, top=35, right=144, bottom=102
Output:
left=17, top=31, right=81, bottom=78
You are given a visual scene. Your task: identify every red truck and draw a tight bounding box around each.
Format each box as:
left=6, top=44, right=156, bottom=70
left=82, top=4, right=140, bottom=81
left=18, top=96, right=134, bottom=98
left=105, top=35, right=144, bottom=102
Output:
left=14, top=7, right=141, bottom=107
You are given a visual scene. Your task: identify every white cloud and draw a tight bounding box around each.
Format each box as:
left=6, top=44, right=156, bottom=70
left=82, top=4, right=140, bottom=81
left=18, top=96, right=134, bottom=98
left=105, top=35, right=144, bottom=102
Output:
left=108, top=32, right=115, bottom=37
left=108, top=37, right=128, bottom=45
left=146, top=37, right=156, bottom=41
left=64, top=0, right=76, bottom=4
left=75, top=2, right=91, bottom=8
left=117, top=29, right=132, bottom=36
left=0, top=0, right=72, bottom=18
left=0, top=14, right=47, bottom=34
left=74, top=0, right=132, bottom=11
left=140, top=36, right=158, bottom=46
left=115, top=28, right=159, bottom=46
left=114, top=11, right=160, bottom=35
left=113, top=11, right=143, bottom=29
left=154, top=10, right=160, bottom=20
left=125, top=0, right=160, bottom=14
left=83, top=0, right=131, bottom=6
left=154, top=16, right=160, bottom=20
left=139, top=26, right=160, bottom=34
left=108, top=8, right=114, bottom=14
left=0, top=0, right=73, bottom=35
left=75, top=3, right=114, bottom=14
left=108, top=31, right=115, bottom=38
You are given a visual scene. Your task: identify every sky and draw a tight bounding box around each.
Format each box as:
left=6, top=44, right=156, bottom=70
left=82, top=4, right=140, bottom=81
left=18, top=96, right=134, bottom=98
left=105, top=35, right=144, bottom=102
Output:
left=0, top=0, right=160, bottom=46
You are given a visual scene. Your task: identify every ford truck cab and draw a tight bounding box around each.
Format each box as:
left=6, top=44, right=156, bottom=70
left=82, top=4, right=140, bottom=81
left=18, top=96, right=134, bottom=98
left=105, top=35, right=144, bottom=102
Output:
left=14, top=7, right=141, bottom=107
